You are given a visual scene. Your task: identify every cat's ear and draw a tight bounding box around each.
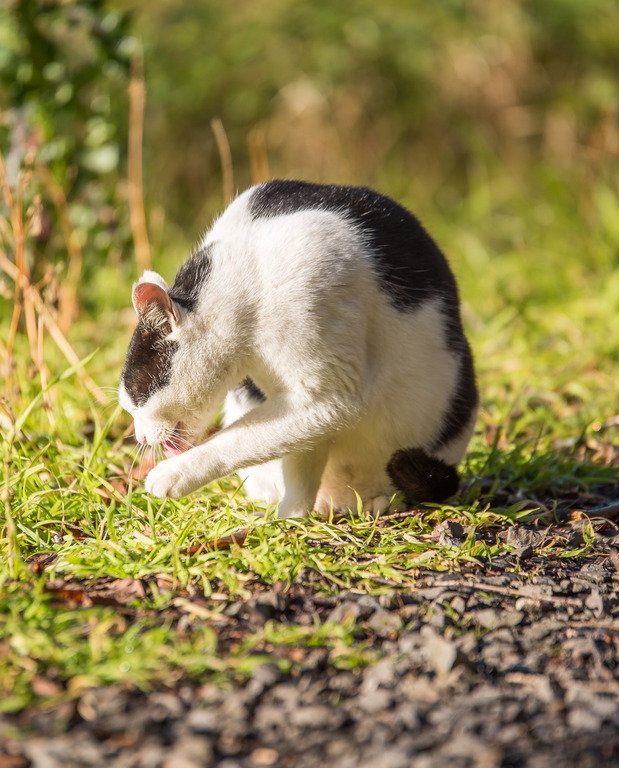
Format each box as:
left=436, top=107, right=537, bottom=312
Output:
left=132, top=279, right=179, bottom=327
left=137, top=270, right=169, bottom=292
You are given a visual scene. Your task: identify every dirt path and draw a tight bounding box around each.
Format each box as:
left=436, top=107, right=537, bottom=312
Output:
left=2, top=532, right=618, bottom=768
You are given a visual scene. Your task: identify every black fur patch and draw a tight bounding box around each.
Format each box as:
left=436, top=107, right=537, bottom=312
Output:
left=121, top=318, right=178, bottom=407
left=431, top=343, right=478, bottom=451
left=387, top=447, right=460, bottom=504
left=234, top=376, right=266, bottom=403
left=248, top=180, right=459, bottom=313
left=168, top=245, right=212, bottom=311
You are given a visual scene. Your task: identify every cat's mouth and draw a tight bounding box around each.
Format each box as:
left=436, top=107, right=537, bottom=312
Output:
left=161, top=441, right=183, bottom=458
left=160, top=422, right=190, bottom=458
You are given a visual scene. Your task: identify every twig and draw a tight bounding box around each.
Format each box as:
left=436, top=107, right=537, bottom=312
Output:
left=248, top=126, right=271, bottom=184
left=1, top=407, right=18, bottom=577
left=0, top=248, right=107, bottom=405
left=181, top=526, right=250, bottom=556
left=37, top=162, right=83, bottom=332
left=416, top=577, right=585, bottom=606
left=128, top=50, right=151, bottom=274
left=581, top=502, right=619, bottom=521
left=211, top=117, right=234, bottom=207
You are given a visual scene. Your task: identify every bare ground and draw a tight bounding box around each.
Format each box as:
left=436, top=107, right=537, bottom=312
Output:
left=2, top=486, right=618, bottom=768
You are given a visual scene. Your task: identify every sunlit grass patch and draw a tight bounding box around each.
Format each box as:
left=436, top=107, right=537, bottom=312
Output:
left=1, top=157, right=617, bottom=714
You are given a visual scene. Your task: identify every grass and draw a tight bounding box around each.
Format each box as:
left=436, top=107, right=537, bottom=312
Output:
left=1, top=166, right=617, bottom=714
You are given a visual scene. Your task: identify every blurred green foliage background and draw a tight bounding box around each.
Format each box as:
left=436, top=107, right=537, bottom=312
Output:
left=0, top=0, right=618, bottom=403
left=2, top=0, right=618, bottom=255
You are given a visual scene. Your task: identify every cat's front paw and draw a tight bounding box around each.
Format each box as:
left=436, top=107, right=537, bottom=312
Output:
left=145, top=455, right=198, bottom=498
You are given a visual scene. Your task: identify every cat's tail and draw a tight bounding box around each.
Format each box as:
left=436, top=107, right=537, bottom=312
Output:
left=387, top=447, right=459, bottom=505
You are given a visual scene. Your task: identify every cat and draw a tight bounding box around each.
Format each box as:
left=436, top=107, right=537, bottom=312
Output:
left=119, top=180, right=478, bottom=518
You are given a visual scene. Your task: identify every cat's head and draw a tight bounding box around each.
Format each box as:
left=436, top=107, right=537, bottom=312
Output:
left=118, top=271, right=211, bottom=455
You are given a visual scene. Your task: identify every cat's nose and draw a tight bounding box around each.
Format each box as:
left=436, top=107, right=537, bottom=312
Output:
left=137, top=435, right=147, bottom=445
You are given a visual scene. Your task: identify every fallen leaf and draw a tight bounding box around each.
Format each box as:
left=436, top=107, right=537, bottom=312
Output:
left=44, top=586, right=88, bottom=604
left=28, top=552, right=59, bottom=573
left=93, top=478, right=130, bottom=503
left=31, top=675, right=62, bottom=697
left=43, top=576, right=148, bottom=614
left=130, top=456, right=156, bottom=480
left=0, top=755, right=31, bottom=768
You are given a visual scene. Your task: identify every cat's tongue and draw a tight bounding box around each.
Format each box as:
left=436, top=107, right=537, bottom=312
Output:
left=162, top=441, right=183, bottom=458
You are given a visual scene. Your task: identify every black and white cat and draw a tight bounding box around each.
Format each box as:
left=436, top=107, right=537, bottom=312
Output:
left=119, top=180, right=478, bottom=518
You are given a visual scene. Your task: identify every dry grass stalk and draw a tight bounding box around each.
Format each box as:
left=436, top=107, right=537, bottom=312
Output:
left=36, top=162, right=82, bottom=333
left=248, top=126, right=271, bottom=184
left=128, top=50, right=152, bottom=275
left=211, top=117, right=234, bottom=207
left=0, top=150, right=108, bottom=409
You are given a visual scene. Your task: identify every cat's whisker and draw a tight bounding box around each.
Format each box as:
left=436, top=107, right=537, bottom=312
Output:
left=138, top=444, right=150, bottom=481
left=129, top=442, right=145, bottom=478
left=170, top=432, right=197, bottom=451
left=95, top=387, right=121, bottom=406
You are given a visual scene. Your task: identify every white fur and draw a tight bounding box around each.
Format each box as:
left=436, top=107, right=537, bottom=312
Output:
left=119, top=187, right=477, bottom=517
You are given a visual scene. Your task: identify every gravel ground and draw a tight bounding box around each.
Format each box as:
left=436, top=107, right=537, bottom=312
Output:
left=2, top=521, right=618, bottom=768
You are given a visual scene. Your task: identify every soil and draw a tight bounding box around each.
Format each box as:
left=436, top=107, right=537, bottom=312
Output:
left=2, top=501, right=618, bottom=768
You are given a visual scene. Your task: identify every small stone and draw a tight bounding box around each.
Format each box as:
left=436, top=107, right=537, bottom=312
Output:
left=244, top=663, right=281, bottom=700
left=393, top=702, right=422, bottom=730
left=506, top=527, right=544, bottom=549
left=473, top=608, right=524, bottom=629
left=421, top=627, right=471, bottom=676
left=566, top=707, right=603, bottom=733
left=290, top=704, right=343, bottom=729
left=400, top=603, right=420, bottom=621
left=328, top=672, right=359, bottom=694
left=249, top=590, right=287, bottom=623
left=518, top=583, right=554, bottom=598
left=162, top=735, right=213, bottom=768
left=514, top=597, right=543, bottom=614
left=584, top=588, right=606, bottom=617
left=378, top=592, right=397, bottom=609
left=566, top=529, right=586, bottom=547
left=360, top=660, right=397, bottom=693
left=570, top=580, right=590, bottom=593
left=481, top=575, right=511, bottom=586
left=254, top=590, right=288, bottom=611
left=427, top=636, right=458, bottom=675
left=223, top=601, right=244, bottom=617
left=187, top=708, right=218, bottom=734
left=325, top=738, right=349, bottom=757
left=432, top=520, right=466, bottom=547
left=450, top=596, right=466, bottom=614
left=579, top=562, right=610, bottom=584
left=327, top=601, right=361, bottom=624
left=414, top=586, right=449, bottom=600
left=367, top=608, right=403, bottom=637
left=514, top=544, right=534, bottom=560
left=219, top=693, right=249, bottom=736
left=249, top=747, right=279, bottom=766
left=149, top=692, right=184, bottom=722
left=357, top=688, right=393, bottom=714
left=357, top=595, right=380, bottom=617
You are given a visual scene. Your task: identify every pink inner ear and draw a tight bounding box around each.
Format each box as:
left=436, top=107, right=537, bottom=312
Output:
left=132, top=281, right=177, bottom=321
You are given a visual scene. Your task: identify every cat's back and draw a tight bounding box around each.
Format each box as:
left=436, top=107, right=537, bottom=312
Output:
left=208, top=180, right=460, bottom=317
